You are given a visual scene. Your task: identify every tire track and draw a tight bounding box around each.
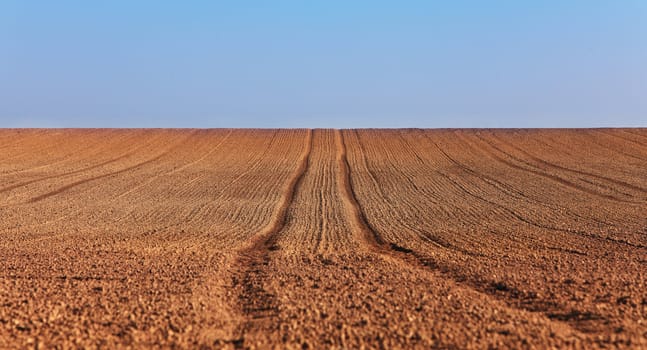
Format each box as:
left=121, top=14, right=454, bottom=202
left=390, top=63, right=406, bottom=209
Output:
left=0, top=132, right=159, bottom=195
left=0, top=130, right=123, bottom=177
left=417, top=132, right=645, bottom=249
left=595, top=129, right=647, bottom=150
left=489, top=132, right=647, bottom=196
left=335, top=130, right=384, bottom=248
left=272, top=129, right=353, bottom=256
left=337, top=130, right=605, bottom=338
left=352, top=130, right=479, bottom=231
left=421, top=131, right=615, bottom=228
left=26, top=132, right=197, bottom=203
left=470, top=132, right=641, bottom=204
left=622, top=129, right=647, bottom=142
left=115, top=130, right=233, bottom=199
left=2, top=129, right=645, bottom=348
left=566, top=130, right=647, bottom=164
left=230, top=129, right=313, bottom=347
left=395, top=131, right=634, bottom=253
left=346, top=130, right=474, bottom=254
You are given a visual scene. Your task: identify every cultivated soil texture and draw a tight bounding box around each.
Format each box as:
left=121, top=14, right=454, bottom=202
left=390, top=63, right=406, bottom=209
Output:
left=1, top=128, right=646, bottom=349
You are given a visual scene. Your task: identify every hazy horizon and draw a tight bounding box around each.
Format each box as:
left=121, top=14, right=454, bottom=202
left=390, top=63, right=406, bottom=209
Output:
left=1, top=1, right=646, bottom=128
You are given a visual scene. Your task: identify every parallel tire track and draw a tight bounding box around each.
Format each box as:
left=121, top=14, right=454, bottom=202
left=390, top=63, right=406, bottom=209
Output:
left=336, top=130, right=599, bottom=338
left=115, top=130, right=233, bottom=199
left=0, top=133, right=158, bottom=195
left=335, top=130, right=384, bottom=248
left=469, top=133, right=641, bottom=204
left=420, top=133, right=646, bottom=249
left=0, top=130, right=128, bottom=177
left=230, top=129, right=313, bottom=347
left=2, top=129, right=645, bottom=349
left=489, top=132, right=647, bottom=195
left=26, top=132, right=197, bottom=203
left=422, top=131, right=614, bottom=227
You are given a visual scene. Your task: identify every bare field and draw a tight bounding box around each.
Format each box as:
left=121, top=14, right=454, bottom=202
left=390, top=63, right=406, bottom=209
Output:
left=1, top=128, right=646, bottom=349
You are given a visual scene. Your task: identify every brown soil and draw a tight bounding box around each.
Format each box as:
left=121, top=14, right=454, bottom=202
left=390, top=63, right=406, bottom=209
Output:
left=0, top=128, right=646, bottom=349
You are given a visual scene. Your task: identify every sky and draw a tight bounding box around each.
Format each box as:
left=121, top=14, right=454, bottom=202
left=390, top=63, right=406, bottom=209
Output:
left=1, top=1, right=646, bottom=128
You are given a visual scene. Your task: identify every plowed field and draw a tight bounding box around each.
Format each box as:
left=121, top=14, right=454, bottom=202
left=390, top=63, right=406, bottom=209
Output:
left=1, top=129, right=646, bottom=349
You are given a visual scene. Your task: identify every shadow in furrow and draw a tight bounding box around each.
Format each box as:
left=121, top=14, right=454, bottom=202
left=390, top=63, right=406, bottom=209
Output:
left=598, top=130, right=647, bottom=149
left=489, top=132, right=647, bottom=195
left=26, top=132, right=198, bottom=203
left=336, top=130, right=603, bottom=337
left=423, top=131, right=614, bottom=227
left=0, top=131, right=166, bottom=195
left=471, top=132, right=641, bottom=204
left=115, top=130, right=233, bottom=199
left=230, top=129, right=313, bottom=348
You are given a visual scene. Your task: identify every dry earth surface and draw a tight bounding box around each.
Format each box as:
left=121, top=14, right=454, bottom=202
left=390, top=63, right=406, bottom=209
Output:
left=0, top=128, right=646, bottom=349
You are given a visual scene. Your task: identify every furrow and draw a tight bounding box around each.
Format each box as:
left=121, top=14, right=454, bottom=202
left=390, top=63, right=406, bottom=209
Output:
left=0, top=130, right=132, bottom=177
left=596, top=129, right=647, bottom=150
left=471, top=132, right=640, bottom=204
left=335, top=129, right=384, bottom=247
left=454, top=131, right=644, bottom=230
left=230, top=129, right=313, bottom=346
left=0, top=131, right=158, bottom=194
left=337, top=130, right=592, bottom=337
left=423, top=131, right=615, bottom=228
left=418, top=132, right=647, bottom=249
left=114, top=130, right=233, bottom=199
left=490, top=132, right=647, bottom=196
left=617, top=129, right=647, bottom=144
left=622, top=129, right=647, bottom=142
left=587, top=134, right=647, bottom=162
left=26, top=132, right=197, bottom=203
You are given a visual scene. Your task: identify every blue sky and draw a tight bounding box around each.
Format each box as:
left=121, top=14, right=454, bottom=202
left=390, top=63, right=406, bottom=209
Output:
left=1, top=1, right=646, bottom=128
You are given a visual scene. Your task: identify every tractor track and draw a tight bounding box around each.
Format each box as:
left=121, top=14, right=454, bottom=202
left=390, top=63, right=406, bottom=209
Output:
left=229, top=129, right=313, bottom=348
left=2, top=128, right=646, bottom=349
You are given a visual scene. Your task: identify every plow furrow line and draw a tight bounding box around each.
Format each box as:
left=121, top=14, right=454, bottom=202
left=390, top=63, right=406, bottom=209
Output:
left=201, top=131, right=289, bottom=235
left=622, top=129, right=647, bottom=141
left=436, top=168, right=647, bottom=249
left=596, top=129, right=647, bottom=150
left=25, top=132, right=196, bottom=203
left=230, top=129, right=313, bottom=347
left=587, top=135, right=647, bottom=162
left=425, top=131, right=617, bottom=228
left=454, top=131, right=637, bottom=230
left=539, top=130, right=647, bottom=176
left=350, top=131, right=475, bottom=247
left=157, top=131, right=278, bottom=228
left=0, top=130, right=133, bottom=177
left=359, top=131, right=469, bottom=223
left=336, top=130, right=594, bottom=337
left=115, top=130, right=233, bottom=200
left=471, top=133, right=640, bottom=204
left=0, top=133, right=158, bottom=195
left=347, top=131, right=471, bottom=252
left=421, top=141, right=647, bottom=249
left=490, top=132, right=647, bottom=196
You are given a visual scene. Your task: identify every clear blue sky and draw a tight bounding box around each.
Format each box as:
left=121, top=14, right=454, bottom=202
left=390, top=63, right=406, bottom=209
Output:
left=1, top=1, right=646, bottom=128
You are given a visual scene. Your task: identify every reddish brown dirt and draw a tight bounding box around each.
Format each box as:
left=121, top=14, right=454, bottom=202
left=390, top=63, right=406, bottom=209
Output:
left=0, top=128, right=645, bottom=349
